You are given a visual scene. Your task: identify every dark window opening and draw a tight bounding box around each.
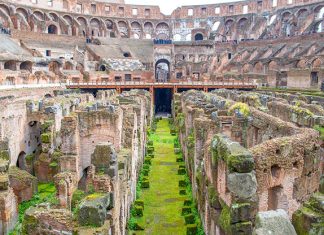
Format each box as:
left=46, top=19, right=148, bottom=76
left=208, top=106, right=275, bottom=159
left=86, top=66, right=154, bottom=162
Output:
left=228, top=53, right=232, bottom=59
left=311, top=72, right=318, bottom=86
left=125, top=74, right=131, bottom=81
left=123, top=52, right=131, bottom=58
left=48, top=24, right=57, bottom=34
left=115, top=76, right=122, bottom=82
left=229, top=5, right=234, bottom=13
left=194, top=33, right=204, bottom=41
left=154, top=88, right=172, bottom=114
left=176, top=72, right=183, bottom=79
left=46, top=50, right=51, bottom=57
left=99, top=65, right=106, bottom=71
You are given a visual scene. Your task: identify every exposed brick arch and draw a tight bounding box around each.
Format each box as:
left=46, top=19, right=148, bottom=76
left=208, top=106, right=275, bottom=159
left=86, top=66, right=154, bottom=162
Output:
left=156, top=22, right=170, bottom=40
left=268, top=61, right=279, bottom=70
left=118, top=20, right=129, bottom=38
left=312, top=58, right=322, bottom=68
left=130, top=21, right=142, bottom=39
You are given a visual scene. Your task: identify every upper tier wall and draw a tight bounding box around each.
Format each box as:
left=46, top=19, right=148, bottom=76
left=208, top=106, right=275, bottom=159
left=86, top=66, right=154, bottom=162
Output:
left=5, top=0, right=323, bottom=19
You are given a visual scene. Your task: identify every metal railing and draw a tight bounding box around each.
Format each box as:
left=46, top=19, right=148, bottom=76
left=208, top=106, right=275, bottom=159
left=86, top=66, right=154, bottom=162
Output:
left=67, top=80, right=256, bottom=86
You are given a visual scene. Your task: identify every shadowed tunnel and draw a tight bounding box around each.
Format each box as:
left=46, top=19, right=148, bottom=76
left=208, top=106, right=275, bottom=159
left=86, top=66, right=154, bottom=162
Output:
left=154, top=88, right=172, bottom=114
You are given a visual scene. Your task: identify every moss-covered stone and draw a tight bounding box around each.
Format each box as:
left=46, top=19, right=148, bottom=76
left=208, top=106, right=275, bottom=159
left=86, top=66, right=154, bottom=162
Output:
left=183, top=199, right=192, bottom=206
left=41, top=133, right=51, bottom=144
left=141, top=180, right=150, bottom=189
left=147, top=146, right=154, bottom=155
left=144, top=158, right=152, bottom=165
left=179, top=188, right=187, bottom=195
left=179, top=180, right=187, bottom=187
left=134, top=200, right=144, bottom=209
left=184, top=214, right=195, bottom=225
left=186, top=224, right=197, bottom=235
left=176, top=156, right=184, bottom=162
left=0, top=150, right=10, bottom=161
left=182, top=206, right=192, bottom=216
left=133, top=205, right=144, bottom=217
left=71, top=189, right=86, bottom=210
left=219, top=203, right=231, bottom=234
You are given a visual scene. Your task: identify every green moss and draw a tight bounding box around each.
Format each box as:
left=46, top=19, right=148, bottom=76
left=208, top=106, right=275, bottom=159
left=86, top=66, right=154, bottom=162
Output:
left=71, top=190, right=86, bottom=211
left=85, top=193, right=105, bottom=200
left=219, top=204, right=231, bottom=234
left=25, top=154, right=35, bottom=164
left=228, top=102, right=250, bottom=117
left=40, top=133, right=51, bottom=144
left=41, top=120, right=54, bottom=132
left=314, top=125, right=324, bottom=141
left=49, top=161, right=58, bottom=168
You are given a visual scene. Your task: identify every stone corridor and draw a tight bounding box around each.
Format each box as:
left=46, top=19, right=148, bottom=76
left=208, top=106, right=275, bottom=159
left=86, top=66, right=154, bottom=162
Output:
left=129, top=119, right=199, bottom=234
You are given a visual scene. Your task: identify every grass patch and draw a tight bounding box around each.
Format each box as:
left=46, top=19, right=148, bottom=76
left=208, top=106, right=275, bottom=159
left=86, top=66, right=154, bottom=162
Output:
left=128, top=118, right=197, bottom=234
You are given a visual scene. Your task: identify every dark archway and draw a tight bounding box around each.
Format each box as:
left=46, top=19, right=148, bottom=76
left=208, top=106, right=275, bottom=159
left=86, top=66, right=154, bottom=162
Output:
left=20, top=61, right=33, bottom=72
left=17, top=151, right=27, bottom=170
left=154, top=88, right=172, bottom=114
left=155, top=59, right=170, bottom=82
left=48, top=24, right=58, bottom=34
left=78, top=166, right=91, bottom=191
left=4, top=60, right=17, bottom=70
left=194, top=33, right=204, bottom=41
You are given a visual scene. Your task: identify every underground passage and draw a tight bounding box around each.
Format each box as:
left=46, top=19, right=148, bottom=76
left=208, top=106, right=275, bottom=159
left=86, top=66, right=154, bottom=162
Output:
left=154, top=88, right=172, bottom=114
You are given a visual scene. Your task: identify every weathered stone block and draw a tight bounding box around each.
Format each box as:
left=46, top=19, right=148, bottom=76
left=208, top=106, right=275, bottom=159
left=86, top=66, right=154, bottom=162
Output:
left=182, top=206, right=192, bottom=215
left=230, top=203, right=252, bottom=223
left=78, top=193, right=110, bottom=227
left=227, top=172, right=257, bottom=200
left=255, top=209, right=297, bottom=235
left=186, top=224, right=197, bottom=235
left=141, top=180, right=149, bottom=188
left=91, top=143, right=118, bottom=177
left=184, top=214, right=195, bottom=225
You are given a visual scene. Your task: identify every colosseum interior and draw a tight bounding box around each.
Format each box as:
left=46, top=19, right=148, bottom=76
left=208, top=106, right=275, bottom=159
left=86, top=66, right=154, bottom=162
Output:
left=0, top=0, right=323, bottom=234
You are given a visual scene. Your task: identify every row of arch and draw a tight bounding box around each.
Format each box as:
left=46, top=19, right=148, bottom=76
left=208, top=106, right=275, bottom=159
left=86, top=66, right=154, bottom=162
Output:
left=239, top=58, right=323, bottom=73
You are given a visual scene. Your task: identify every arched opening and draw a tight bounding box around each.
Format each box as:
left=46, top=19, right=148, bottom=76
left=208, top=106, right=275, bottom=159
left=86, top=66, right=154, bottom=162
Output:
left=154, top=88, right=172, bottom=114
left=78, top=167, right=91, bottom=191
left=17, top=151, right=27, bottom=170
left=212, top=21, right=220, bottom=31
left=49, top=61, right=61, bottom=74
left=123, top=52, right=131, bottom=58
left=4, top=61, right=17, bottom=70
left=99, top=65, right=106, bottom=71
left=173, top=34, right=181, bottom=41
left=156, top=22, right=170, bottom=40
left=48, top=24, right=58, bottom=34
left=155, top=59, right=170, bottom=82
left=268, top=185, right=288, bottom=211
left=194, top=33, right=204, bottom=41
left=20, top=61, right=33, bottom=72
left=63, top=61, right=73, bottom=70
left=185, top=34, right=191, bottom=41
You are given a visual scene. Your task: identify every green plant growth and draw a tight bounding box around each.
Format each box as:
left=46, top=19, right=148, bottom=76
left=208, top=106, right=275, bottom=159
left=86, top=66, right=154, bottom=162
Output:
left=228, top=102, right=250, bottom=117
left=9, top=183, right=57, bottom=234
left=314, top=125, right=324, bottom=140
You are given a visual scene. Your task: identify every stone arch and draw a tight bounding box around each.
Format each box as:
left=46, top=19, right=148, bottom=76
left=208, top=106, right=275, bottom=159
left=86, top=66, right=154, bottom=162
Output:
left=212, top=21, right=220, bottom=31
left=296, top=59, right=307, bottom=68
left=237, top=17, right=249, bottom=32
left=156, top=22, right=170, bottom=40
left=224, top=19, right=234, bottom=34
left=77, top=17, right=87, bottom=37
left=48, top=12, right=59, bottom=22
left=48, top=24, right=58, bottom=34
left=268, top=61, right=278, bottom=70
left=314, top=5, right=324, bottom=18
left=144, top=22, right=154, bottom=34
left=281, top=11, right=292, bottom=22
left=254, top=62, right=263, bottom=73
left=173, top=34, right=181, bottom=41
left=312, top=58, right=322, bottom=68
left=194, top=33, right=204, bottom=41
left=118, top=21, right=129, bottom=38
left=313, top=21, right=323, bottom=33
left=242, top=63, right=252, bottom=73
left=63, top=61, right=73, bottom=70
left=155, top=58, right=170, bottom=82
left=15, top=8, right=30, bottom=31
left=63, top=15, right=73, bottom=25
left=90, top=18, right=101, bottom=37
left=0, top=3, right=10, bottom=16
left=32, top=10, right=44, bottom=21
left=130, top=21, right=142, bottom=39
left=49, top=61, right=61, bottom=74
left=17, top=151, right=27, bottom=170
left=296, top=8, right=308, bottom=18
left=4, top=60, right=16, bottom=70
left=20, top=61, right=33, bottom=72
